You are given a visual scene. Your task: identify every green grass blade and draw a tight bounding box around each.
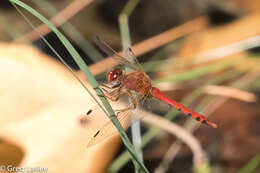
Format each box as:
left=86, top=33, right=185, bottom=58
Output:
left=10, top=0, right=148, bottom=172
left=238, top=155, right=260, bottom=173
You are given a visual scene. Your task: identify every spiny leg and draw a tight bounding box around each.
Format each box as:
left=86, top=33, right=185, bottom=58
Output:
left=99, top=83, right=113, bottom=89
left=99, top=83, right=118, bottom=94
left=98, top=84, right=122, bottom=102
left=99, top=85, right=137, bottom=115
left=100, top=83, right=125, bottom=96
left=102, top=89, right=121, bottom=102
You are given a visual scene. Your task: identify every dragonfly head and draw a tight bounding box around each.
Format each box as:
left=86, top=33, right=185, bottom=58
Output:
left=106, top=68, right=123, bottom=87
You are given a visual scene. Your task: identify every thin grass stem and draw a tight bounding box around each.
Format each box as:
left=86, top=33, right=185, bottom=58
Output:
left=118, top=0, right=143, bottom=170
left=10, top=0, right=148, bottom=172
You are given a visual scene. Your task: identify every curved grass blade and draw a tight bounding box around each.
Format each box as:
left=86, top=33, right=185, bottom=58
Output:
left=9, top=0, right=148, bottom=172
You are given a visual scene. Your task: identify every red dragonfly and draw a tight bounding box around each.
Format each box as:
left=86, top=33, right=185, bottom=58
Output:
left=85, top=37, right=217, bottom=147
left=95, top=37, right=217, bottom=129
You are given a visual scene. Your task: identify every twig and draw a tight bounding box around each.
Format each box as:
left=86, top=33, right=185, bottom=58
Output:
left=194, top=35, right=260, bottom=64
left=135, top=110, right=209, bottom=171
left=203, top=68, right=260, bottom=116
left=89, top=16, right=208, bottom=75
left=155, top=68, right=260, bottom=173
left=32, top=0, right=103, bottom=62
left=154, top=141, right=182, bottom=173
left=204, top=85, right=257, bottom=102
left=14, top=0, right=93, bottom=43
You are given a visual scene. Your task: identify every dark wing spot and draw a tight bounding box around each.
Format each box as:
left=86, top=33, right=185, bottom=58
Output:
left=202, top=120, right=207, bottom=125
left=93, top=130, right=100, bottom=137
left=178, top=108, right=182, bottom=111
left=79, top=117, right=87, bottom=125
left=196, top=117, right=201, bottom=121
left=187, top=112, right=192, bottom=116
left=86, top=109, right=92, bottom=115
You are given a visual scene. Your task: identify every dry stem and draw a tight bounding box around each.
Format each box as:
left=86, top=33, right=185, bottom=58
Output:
left=14, top=0, right=92, bottom=43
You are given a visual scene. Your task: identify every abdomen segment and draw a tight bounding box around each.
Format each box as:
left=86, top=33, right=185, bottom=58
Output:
left=151, top=87, right=217, bottom=128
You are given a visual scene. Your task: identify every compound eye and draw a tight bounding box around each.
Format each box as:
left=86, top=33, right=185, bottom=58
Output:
left=107, top=68, right=122, bottom=82
left=112, top=73, right=118, bottom=80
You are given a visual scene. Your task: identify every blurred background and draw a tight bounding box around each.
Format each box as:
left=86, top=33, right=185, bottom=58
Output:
left=0, top=0, right=260, bottom=173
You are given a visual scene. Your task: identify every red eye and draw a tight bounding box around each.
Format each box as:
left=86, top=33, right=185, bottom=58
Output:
left=106, top=68, right=122, bottom=82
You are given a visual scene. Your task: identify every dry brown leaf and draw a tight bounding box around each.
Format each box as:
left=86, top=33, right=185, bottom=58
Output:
left=0, top=43, right=130, bottom=173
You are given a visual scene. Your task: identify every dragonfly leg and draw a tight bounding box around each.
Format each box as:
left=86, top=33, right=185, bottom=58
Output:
left=100, top=85, right=137, bottom=115
left=99, top=84, right=115, bottom=93
left=102, top=90, right=121, bottom=102
left=99, top=84, right=123, bottom=102
left=100, top=83, right=113, bottom=89
left=100, top=83, right=123, bottom=95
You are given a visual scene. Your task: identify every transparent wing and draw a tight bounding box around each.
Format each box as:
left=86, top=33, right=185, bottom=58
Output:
left=124, top=47, right=143, bottom=68
left=95, top=36, right=140, bottom=71
left=87, top=110, right=132, bottom=147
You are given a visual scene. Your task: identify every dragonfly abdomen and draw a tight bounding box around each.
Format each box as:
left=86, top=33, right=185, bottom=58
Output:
left=151, top=87, right=217, bottom=128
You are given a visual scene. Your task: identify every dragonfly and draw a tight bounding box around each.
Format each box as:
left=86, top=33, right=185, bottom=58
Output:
left=85, top=37, right=217, bottom=147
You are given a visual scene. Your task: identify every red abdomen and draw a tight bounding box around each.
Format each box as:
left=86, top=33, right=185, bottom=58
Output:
left=151, top=87, right=217, bottom=128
